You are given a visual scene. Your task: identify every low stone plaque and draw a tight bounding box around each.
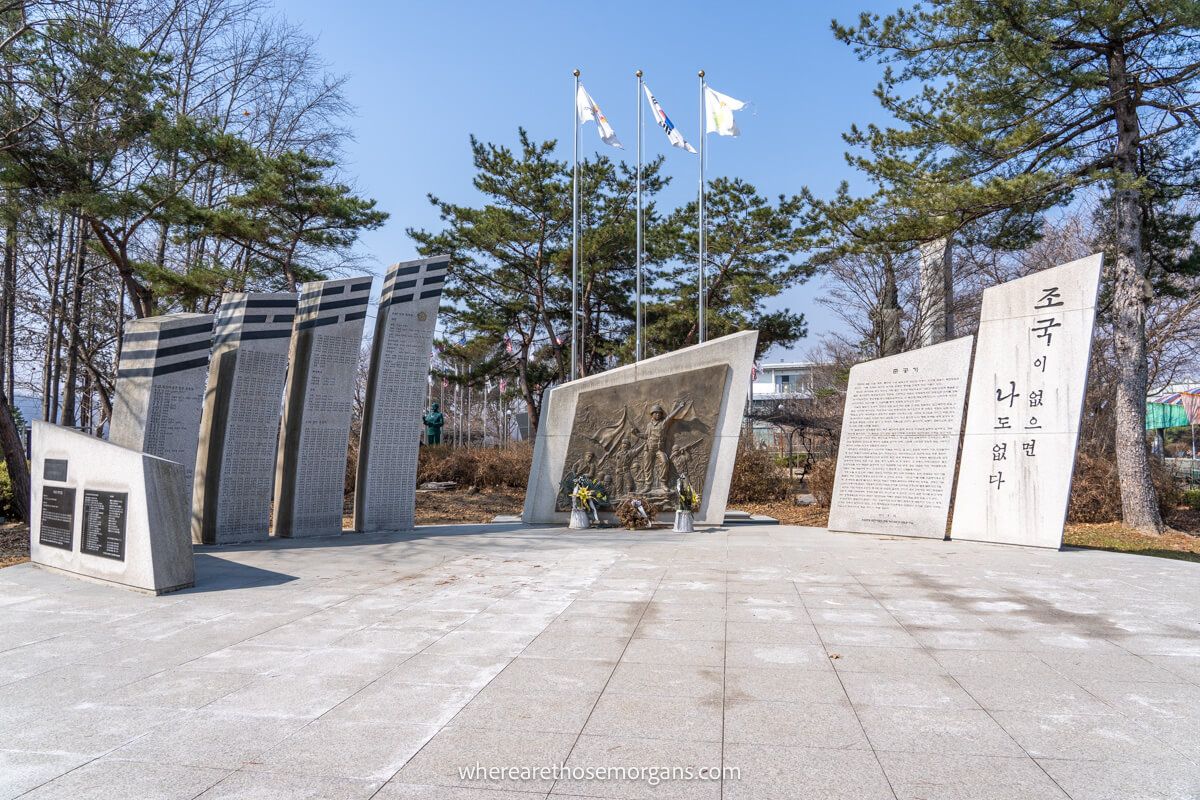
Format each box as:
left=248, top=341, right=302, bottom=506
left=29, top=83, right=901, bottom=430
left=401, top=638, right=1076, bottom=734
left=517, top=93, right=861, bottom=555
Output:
left=81, top=490, right=128, bottom=561
left=828, top=337, right=973, bottom=539
left=43, top=459, right=68, bottom=482
left=30, top=422, right=194, bottom=594
left=38, top=486, right=75, bottom=551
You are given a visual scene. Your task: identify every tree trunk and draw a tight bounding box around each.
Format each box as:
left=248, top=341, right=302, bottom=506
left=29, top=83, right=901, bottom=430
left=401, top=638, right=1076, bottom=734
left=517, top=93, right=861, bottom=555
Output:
left=60, top=222, right=86, bottom=428
left=517, top=348, right=539, bottom=438
left=42, top=213, right=65, bottom=422
left=4, top=218, right=14, bottom=398
left=1107, top=44, right=1163, bottom=533
left=0, top=387, right=29, bottom=523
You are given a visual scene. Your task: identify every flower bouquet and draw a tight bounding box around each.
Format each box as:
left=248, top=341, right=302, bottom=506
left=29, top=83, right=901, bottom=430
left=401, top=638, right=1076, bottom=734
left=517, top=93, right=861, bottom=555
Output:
left=569, top=477, right=607, bottom=529
left=674, top=480, right=700, bottom=532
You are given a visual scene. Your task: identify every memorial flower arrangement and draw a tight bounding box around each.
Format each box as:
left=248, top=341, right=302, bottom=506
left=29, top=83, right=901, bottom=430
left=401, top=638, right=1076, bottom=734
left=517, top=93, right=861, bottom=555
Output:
left=616, top=495, right=660, bottom=530
left=570, top=477, right=607, bottom=523
left=676, top=481, right=701, bottom=513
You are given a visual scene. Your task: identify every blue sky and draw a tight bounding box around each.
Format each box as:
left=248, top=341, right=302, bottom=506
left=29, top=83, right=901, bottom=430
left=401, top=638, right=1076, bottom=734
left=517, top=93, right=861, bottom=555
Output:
left=280, top=0, right=895, bottom=361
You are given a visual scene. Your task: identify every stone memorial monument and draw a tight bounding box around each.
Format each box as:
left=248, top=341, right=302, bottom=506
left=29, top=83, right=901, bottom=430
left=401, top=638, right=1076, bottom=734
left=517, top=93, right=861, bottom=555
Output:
left=30, top=422, right=194, bottom=594
left=951, top=253, right=1103, bottom=549
left=272, top=277, right=371, bottom=538
left=523, top=331, right=757, bottom=525
left=191, top=292, right=297, bottom=544
left=353, top=255, right=447, bottom=533
left=109, top=312, right=214, bottom=506
left=828, top=336, right=973, bottom=539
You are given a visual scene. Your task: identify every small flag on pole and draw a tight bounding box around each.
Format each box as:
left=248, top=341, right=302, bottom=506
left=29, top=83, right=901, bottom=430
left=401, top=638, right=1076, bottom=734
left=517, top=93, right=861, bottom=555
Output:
left=704, top=85, right=747, bottom=136
left=643, top=84, right=696, bottom=153
left=499, top=378, right=507, bottom=393
left=751, top=361, right=761, bottom=381
left=504, top=335, right=513, bottom=354
left=576, top=83, right=623, bottom=149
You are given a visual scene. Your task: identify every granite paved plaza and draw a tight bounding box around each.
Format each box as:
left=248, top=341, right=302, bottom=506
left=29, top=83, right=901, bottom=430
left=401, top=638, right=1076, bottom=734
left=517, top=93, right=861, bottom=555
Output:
left=2, top=523, right=1199, bottom=800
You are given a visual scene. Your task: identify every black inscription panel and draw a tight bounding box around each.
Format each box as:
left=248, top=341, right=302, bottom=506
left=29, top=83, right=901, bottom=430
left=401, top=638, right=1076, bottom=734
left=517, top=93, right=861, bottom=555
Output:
left=43, top=459, right=68, bottom=482
left=38, top=486, right=76, bottom=550
left=81, top=490, right=127, bottom=561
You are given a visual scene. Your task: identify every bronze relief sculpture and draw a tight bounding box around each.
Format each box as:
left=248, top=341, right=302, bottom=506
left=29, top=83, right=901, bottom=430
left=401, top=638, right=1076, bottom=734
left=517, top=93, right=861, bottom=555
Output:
left=557, top=364, right=728, bottom=510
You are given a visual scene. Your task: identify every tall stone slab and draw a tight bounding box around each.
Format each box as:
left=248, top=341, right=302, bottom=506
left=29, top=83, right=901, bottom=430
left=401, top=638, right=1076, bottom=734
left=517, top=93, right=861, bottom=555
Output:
left=272, top=277, right=371, bottom=538
left=828, top=336, right=973, bottom=539
left=109, top=313, right=214, bottom=505
left=353, top=256, right=447, bottom=532
left=951, top=253, right=1103, bottom=549
left=192, top=293, right=297, bottom=544
left=523, top=331, right=758, bottom=525
left=30, top=422, right=194, bottom=594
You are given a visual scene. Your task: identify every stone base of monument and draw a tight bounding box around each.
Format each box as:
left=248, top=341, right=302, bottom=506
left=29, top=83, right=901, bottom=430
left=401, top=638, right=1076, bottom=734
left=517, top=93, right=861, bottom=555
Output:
left=30, top=421, right=195, bottom=595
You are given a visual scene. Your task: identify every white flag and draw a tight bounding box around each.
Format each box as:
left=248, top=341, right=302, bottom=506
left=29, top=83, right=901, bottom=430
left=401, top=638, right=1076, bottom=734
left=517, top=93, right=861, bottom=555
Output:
left=642, top=84, right=696, bottom=153
left=576, top=84, right=623, bottom=149
left=704, top=86, right=746, bottom=136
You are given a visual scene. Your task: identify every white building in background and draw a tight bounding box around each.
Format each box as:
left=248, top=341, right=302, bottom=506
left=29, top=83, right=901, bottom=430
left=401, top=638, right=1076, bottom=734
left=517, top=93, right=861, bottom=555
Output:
left=750, top=361, right=819, bottom=403
left=746, top=361, right=822, bottom=452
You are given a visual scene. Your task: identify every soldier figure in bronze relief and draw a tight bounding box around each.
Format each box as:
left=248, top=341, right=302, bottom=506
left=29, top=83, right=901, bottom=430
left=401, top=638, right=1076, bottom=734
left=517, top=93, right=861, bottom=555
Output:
left=633, top=399, right=694, bottom=494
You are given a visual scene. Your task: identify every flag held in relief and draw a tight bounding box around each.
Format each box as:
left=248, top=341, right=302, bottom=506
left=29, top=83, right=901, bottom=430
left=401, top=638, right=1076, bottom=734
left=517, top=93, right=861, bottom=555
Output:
left=643, top=84, right=696, bottom=154
left=576, top=84, right=623, bottom=149
left=704, top=86, right=747, bottom=136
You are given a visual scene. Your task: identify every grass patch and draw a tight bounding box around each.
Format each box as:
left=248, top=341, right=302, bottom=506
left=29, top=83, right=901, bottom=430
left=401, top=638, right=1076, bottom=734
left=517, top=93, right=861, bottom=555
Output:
left=1063, top=523, right=1200, bottom=563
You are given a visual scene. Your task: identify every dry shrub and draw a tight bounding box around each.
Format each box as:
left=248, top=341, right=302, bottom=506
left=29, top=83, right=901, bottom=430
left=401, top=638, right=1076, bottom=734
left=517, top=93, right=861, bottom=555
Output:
left=615, top=496, right=660, bottom=529
left=1068, top=450, right=1181, bottom=523
left=806, top=458, right=837, bottom=508
left=417, top=443, right=532, bottom=489
left=472, top=445, right=533, bottom=488
left=728, top=438, right=789, bottom=502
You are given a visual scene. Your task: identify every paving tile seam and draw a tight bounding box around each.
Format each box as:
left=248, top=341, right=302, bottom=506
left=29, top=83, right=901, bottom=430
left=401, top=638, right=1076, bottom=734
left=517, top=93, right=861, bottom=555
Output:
left=849, top=571, right=1089, bottom=800
left=198, top=550, right=556, bottom=793
left=720, top=546, right=729, bottom=800
left=795, top=574, right=901, bottom=800
left=544, top=544, right=672, bottom=798
left=364, top=546, right=631, bottom=798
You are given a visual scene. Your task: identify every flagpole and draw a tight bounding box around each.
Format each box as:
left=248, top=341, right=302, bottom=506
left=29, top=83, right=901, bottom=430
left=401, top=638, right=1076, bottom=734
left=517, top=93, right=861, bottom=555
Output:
left=635, top=69, right=644, bottom=363
left=697, top=69, right=707, bottom=344
left=570, top=68, right=580, bottom=382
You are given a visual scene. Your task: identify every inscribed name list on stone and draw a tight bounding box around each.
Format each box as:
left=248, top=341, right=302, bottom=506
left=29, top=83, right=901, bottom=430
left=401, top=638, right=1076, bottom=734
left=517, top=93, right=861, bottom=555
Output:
left=555, top=364, right=728, bottom=511
left=109, top=313, right=214, bottom=507
left=951, top=253, right=1103, bottom=549
left=273, top=277, right=371, bottom=538
left=192, top=292, right=297, bottom=544
left=81, top=490, right=128, bottom=561
left=828, top=337, right=973, bottom=539
left=353, top=256, right=447, bottom=533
